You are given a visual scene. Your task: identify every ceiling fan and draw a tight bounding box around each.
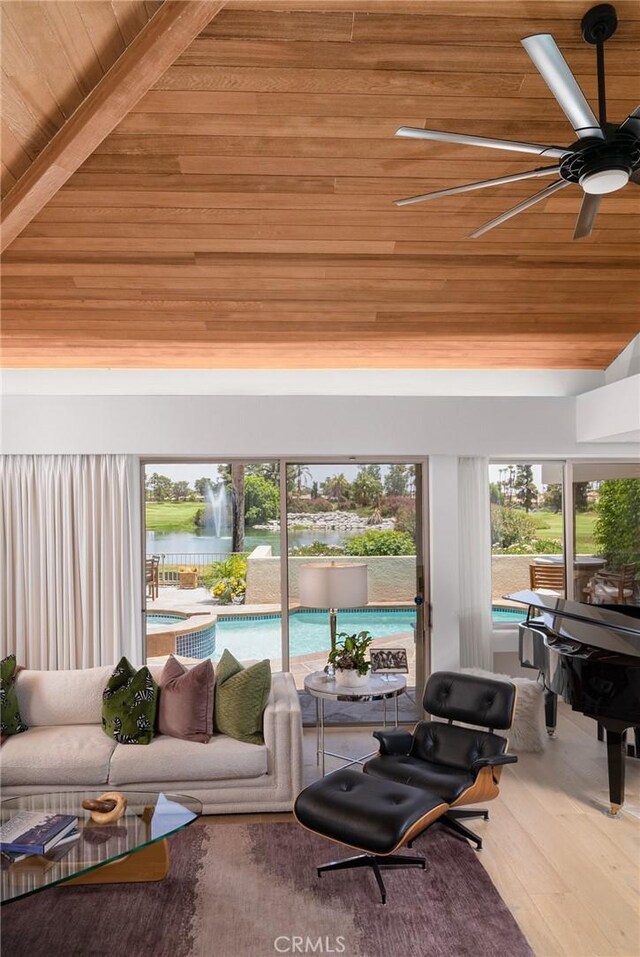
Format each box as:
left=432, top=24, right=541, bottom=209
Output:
left=394, top=3, right=639, bottom=239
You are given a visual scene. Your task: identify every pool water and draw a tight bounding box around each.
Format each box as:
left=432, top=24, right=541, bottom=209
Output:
left=492, top=606, right=526, bottom=623
left=147, top=613, right=187, bottom=624
left=215, top=605, right=526, bottom=660
left=217, top=608, right=416, bottom=661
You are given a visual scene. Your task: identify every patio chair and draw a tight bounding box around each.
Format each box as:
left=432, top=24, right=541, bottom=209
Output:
left=585, top=563, right=636, bottom=605
left=529, top=562, right=565, bottom=597
left=146, top=556, right=160, bottom=600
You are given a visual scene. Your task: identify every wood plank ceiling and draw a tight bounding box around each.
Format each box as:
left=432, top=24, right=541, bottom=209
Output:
left=1, top=0, right=639, bottom=369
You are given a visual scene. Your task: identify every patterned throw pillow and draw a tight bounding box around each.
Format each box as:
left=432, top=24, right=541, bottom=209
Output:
left=0, top=654, right=28, bottom=736
left=102, top=657, right=158, bottom=745
left=214, top=649, right=271, bottom=745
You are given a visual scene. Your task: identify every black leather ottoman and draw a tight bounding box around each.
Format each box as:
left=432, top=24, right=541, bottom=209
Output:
left=294, top=767, right=448, bottom=903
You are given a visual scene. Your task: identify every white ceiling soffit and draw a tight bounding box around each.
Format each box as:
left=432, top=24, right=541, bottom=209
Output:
left=576, top=374, right=640, bottom=446
left=0, top=368, right=604, bottom=398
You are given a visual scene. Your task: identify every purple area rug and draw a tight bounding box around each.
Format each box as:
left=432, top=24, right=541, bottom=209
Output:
left=2, top=822, right=533, bottom=957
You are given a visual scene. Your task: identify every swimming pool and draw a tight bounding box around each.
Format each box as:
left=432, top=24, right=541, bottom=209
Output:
left=215, top=605, right=526, bottom=660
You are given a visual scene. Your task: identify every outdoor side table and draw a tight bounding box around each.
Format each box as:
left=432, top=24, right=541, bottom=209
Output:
left=303, top=672, right=407, bottom=776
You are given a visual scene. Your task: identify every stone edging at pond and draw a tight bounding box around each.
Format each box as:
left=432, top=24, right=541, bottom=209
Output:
left=253, top=511, right=395, bottom=532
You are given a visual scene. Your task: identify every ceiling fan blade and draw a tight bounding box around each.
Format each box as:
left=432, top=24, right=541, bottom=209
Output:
left=619, top=105, right=640, bottom=137
left=395, top=127, right=568, bottom=159
left=469, top=179, right=571, bottom=238
left=573, top=193, right=602, bottom=239
left=521, top=34, right=604, bottom=139
left=394, top=166, right=561, bottom=207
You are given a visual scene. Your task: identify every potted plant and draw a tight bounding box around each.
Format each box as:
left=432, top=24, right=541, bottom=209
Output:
left=230, top=576, right=246, bottom=605
left=327, top=631, right=374, bottom=688
left=212, top=576, right=246, bottom=605
left=211, top=577, right=234, bottom=605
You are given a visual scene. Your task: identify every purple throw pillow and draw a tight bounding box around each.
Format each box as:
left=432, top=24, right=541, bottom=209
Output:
left=158, top=656, right=215, bottom=743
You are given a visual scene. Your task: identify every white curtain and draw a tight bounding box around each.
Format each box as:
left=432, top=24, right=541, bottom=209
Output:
left=458, top=457, right=493, bottom=670
left=1, top=455, right=139, bottom=669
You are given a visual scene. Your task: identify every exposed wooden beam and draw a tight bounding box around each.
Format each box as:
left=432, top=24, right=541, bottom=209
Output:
left=0, top=1, right=227, bottom=252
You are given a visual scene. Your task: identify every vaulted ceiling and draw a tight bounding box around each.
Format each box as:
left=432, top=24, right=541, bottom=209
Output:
left=1, top=0, right=639, bottom=369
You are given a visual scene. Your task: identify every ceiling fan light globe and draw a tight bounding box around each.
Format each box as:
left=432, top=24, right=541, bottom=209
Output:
left=579, top=168, right=630, bottom=194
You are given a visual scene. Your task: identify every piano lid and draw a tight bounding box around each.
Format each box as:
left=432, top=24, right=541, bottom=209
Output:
left=506, top=590, right=640, bottom=658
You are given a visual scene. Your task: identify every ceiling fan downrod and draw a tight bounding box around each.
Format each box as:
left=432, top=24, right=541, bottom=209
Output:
left=581, top=3, right=618, bottom=126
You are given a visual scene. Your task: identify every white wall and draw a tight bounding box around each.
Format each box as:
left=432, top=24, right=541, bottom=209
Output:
left=2, top=390, right=636, bottom=679
left=2, top=393, right=636, bottom=457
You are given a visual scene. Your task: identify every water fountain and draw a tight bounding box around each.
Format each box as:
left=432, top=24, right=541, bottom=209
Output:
left=204, top=482, right=231, bottom=541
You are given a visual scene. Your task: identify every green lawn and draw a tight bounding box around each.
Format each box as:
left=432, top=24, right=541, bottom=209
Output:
left=530, top=510, right=597, bottom=553
left=145, top=501, right=201, bottom=531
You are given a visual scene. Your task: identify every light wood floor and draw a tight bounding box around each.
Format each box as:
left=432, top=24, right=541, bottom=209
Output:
left=202, top=703, right=640, bottom=957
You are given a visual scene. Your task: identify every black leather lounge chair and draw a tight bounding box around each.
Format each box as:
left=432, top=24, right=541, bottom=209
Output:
left=364, top=670, right=518, bottom=849
left=294, top=671, right=517, bottom=903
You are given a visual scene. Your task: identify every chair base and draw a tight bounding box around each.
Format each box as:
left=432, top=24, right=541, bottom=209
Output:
left=317, top=852, right=426, bottom=904
left=437, top=809, right=489, bottom=850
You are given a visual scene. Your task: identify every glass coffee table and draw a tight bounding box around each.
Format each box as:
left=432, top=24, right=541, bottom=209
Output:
left=1, top=790, right=201, bottom=905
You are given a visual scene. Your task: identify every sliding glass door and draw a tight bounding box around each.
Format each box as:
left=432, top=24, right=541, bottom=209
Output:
left=569, top=462, right=639, bottom=607
left=285, top=461, right=426, bottom=724
left=143, top=460, right=283, bottom=671
left=141, top=457, right=429, bottom=725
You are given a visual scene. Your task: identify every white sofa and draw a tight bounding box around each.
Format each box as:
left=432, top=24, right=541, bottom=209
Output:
left=0, top=665, right=304, bottom=814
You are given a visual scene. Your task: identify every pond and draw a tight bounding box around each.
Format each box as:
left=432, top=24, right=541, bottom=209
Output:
left=145, top=526, right=360, bottom=557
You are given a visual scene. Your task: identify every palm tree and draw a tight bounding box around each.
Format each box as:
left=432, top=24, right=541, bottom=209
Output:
left=322, top=473, right=350, bottom=503
left=288, top=464, right=313, bottom=494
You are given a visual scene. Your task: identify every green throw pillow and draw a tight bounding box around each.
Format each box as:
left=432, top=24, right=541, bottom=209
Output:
left=102, top=657, right=158, bottom=745
left=214, top=650, right=271, bottom=745
left=1, top=654, right=28, bottom=736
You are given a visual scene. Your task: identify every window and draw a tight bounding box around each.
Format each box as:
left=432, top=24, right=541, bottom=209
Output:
left=490, top=462, right=565, bottom=615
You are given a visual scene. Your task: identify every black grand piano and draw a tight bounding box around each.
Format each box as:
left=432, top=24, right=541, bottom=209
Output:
left=509, top=590, right=640, bottom=815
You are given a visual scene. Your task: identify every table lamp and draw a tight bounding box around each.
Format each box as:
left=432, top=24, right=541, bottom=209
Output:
left=298, top=561, right=368, bottom=653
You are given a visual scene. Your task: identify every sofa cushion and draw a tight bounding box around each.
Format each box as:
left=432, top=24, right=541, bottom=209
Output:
left=158, top=656, right=215, bottom=743
left=108, top=732, right=268, bottom=785
left=15, top=666, right=113, bottom=727
left=102, top=658, right=158, bottom=745
left=214, top=650, right=271, bottom=745
left=0, top=725, right=116, bottom=786
left=1, top=655, right=28, bottom=736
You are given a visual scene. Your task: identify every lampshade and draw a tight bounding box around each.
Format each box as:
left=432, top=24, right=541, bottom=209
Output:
left=298, top=562, right=368, bottom=609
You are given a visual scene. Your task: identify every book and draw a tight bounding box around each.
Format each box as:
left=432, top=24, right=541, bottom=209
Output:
left=0, top=811, right=78, bottom=856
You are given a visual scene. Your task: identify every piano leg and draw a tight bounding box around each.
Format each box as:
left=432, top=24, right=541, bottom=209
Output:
left=544, top=689, right=557, bottom=736
left=604, top=727, right=625, bottom=816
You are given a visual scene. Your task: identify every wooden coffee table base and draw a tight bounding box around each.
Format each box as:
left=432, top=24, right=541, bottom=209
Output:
left=65, top=839, right=169, bottom=885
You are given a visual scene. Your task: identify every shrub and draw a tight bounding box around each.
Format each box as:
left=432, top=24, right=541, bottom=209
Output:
left=394, top=504, right=416, bottom=537
left=345, top=530, right=415, bottom=556
left=290, top=541, right=346, bottom=556
left=493, top=538, right=563, bottom=555
left=593, top=479, right=640, bottom=568
left=244, top=474, right=279, bottom=526
left=380, top=496, right=414, bottom=517
left=288, top=497, right=336, bottom=513
left=490, top=505, right=537, bottom=548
